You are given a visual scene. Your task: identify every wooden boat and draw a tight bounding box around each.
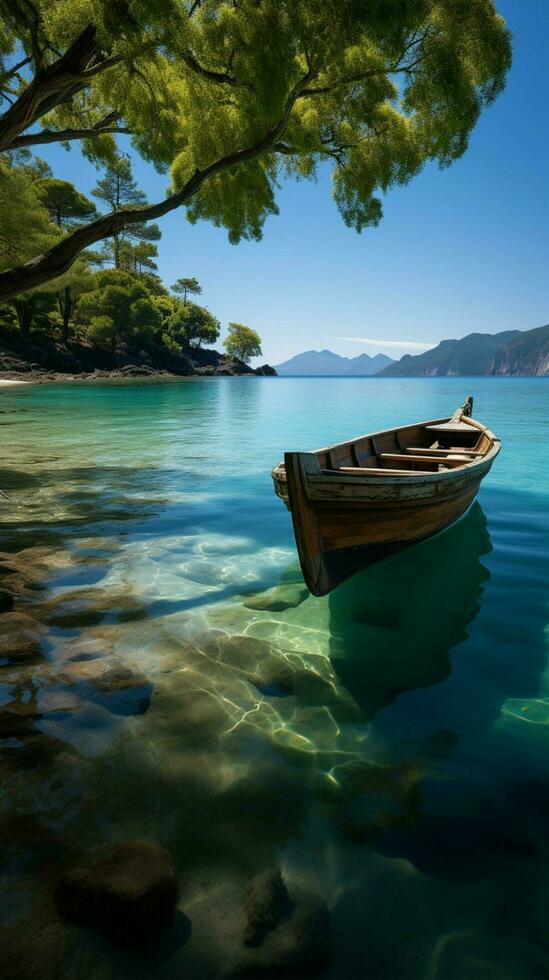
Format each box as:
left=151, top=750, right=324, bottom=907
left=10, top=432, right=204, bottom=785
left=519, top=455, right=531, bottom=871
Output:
left=272, top=397, right=500, bottom=596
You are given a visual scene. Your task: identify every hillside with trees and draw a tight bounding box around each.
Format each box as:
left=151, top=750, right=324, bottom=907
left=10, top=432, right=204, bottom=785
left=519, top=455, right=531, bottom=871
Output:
left=0, top=157, right=272, bottom=378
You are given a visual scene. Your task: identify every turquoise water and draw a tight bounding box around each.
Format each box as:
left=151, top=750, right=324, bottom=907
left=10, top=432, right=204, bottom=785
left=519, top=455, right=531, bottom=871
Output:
left=0, top=376, right=548, bottom=978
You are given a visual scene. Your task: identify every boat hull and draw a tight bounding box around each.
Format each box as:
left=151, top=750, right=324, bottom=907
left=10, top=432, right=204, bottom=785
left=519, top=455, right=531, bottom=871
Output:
left=304, top=483, right=480, bottom=594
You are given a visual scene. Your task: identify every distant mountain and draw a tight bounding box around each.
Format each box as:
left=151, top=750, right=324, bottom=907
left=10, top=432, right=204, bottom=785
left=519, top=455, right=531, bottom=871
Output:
left=379, top=330, right=521, bottom=377
left=276, top=326, right=549, bottom=378
left=488, top=324, right=549, bottom=376
left=276, top=349, right=394, bottom=376
left=344, top=352, right=395, bottom=375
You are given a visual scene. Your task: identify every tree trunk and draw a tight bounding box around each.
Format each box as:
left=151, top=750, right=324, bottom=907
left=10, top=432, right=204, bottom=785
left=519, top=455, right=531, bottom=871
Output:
left=14, top=299, right=31, bottom=342
left=60, top=285, right=72, bottom=344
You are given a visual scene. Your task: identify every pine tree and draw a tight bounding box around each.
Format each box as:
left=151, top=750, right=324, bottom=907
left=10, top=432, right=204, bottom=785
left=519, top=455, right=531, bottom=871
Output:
left=92, top=157, right=160, bottom=269
left=172, top=278, right=202, bottom=304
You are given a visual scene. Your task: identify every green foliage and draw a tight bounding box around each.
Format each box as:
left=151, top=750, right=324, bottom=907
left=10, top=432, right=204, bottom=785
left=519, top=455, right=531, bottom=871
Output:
left=13, top=289, right=58, bottom=339
left=0, top=155, right=235, bottom=357
left=92, top=157, right=146, bottom=211
left=1, top=0, right=511, bottom=269
left=161, top=331, right=183, bottom=356
left=0, top=1, right=512, bottom=350
left=0, top=159, right=58, bottom=270
left=138, top=272, right=168, bottom=297
left=92, top=157, right=161, bottom=268
left=0, top=158, right=64, bottom=337
left=36, top=178, right=96, bottom=229
left=87, top=314, right=117, bottom=349
left=131, top=242, right=159, bottom=275
left=157, top=295, right=220, bottom=352
left=172, top=277, right=202, bottom=303
left=166, top=0, right=511, bottom=238
left=223, top=322, right=262, bottom=364
left=77, top=269, right=162, bottom=349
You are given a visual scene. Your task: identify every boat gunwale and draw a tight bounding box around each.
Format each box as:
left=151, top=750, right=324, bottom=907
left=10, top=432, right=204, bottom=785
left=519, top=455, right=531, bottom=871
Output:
left=272, top=415, right=501, bottom=487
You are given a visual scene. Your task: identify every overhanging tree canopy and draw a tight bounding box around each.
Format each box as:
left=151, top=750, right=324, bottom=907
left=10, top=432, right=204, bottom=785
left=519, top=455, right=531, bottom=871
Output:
left=0, top=0, right=511, bottom=299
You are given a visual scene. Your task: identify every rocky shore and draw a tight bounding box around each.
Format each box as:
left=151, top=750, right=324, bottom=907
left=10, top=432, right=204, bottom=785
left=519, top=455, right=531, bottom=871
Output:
left=0, top=337, right=277, bottom=383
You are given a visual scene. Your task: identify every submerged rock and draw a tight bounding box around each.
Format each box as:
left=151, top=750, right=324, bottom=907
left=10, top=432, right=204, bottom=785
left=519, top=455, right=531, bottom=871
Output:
left=243, top=868, right=292, bottom=947
left=244, top=584, right=309, bottom=612
left=194, top=630, right=361, bottom=720
left=0, top=611, right=45, bottom=662
left=39, top=588, right=147, bottom=628
left=59, top=839, right=178, bottom=943
left=229, top=870, right=331, bottom=978
left=60, top=658, right=153, bottom=715
left=63, top=637, right=109, bottom=663
left=62, top=658, right=145, bottom=689
left=40, top=592, right=104, bottom=628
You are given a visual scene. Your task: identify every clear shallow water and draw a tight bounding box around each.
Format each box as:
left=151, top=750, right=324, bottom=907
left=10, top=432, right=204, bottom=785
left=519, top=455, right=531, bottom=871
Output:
left=0, top=376, right=548, bottom=978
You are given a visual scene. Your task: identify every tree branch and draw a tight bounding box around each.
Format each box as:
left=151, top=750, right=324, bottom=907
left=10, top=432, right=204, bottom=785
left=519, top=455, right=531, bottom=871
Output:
left=300, top=31, right=431, bottom=97
left=0, top=24, right=102, bottom=152
left=301, top=67, right=383, bottom=97
left=273, top=142, right=297, bottom=155
left=181, top=51, right=238, bottom=86
left=8, top=124, right=131, bottom=149
left=0, top=56, right=32, bottom=84
left=275, top=139, right=347, bottom=166
left=81, top=54, right=124, bottom=79
left=0, top=69, right=316, bottom=300
left=20, top=0, right=47, bottom=73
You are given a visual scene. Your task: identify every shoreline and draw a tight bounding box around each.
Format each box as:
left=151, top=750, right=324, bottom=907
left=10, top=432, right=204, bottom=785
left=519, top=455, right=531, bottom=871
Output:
left=0, top=340, right=277, bottom=384
left=0, top=370, right=275, bottom=385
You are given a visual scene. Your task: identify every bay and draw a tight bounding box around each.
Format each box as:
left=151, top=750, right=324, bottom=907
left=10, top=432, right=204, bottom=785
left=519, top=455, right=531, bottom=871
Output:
left=0, top=376, right=548, bottom=979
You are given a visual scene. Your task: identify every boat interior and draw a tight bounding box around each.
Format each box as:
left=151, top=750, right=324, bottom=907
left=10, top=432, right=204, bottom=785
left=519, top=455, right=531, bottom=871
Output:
left=315, top=418, right=494, bottom=477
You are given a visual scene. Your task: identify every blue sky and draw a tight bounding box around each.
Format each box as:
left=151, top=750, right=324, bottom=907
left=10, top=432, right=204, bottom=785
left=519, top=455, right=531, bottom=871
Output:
left=35, top=0, right=549, bottom=365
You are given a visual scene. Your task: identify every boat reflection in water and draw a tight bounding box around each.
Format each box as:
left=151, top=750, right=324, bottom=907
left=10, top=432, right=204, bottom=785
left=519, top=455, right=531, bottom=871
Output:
left=328, top=501, right=492, bottom=720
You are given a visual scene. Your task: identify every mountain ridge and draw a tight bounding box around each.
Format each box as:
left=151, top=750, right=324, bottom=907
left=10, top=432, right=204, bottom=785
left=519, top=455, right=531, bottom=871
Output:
left=379, top=325, right=549, bottom=376
left=487, top=324, right=549, bottom=376
left=379, top=330, right=521, bottom=377
left=276, top=349, right=394, bottom=376
left=275, top=324, right=549, bottom=378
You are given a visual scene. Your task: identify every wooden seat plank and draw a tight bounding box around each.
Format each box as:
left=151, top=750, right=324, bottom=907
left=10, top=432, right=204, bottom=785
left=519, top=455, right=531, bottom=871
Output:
left=406, top=446, right=482, bottom=456
left=331, top=466, right=435, bottom=476
left=380, top=453, right=469, bottom=468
